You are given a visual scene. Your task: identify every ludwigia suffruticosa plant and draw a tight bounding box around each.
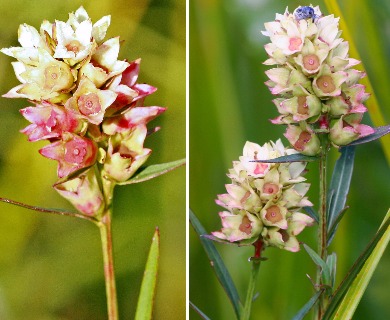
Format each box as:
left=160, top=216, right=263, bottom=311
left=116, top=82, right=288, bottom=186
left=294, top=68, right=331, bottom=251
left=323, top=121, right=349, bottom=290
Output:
left=0, top=7, right=184, bottom=319
left=190, top=4, right=389, bottom=320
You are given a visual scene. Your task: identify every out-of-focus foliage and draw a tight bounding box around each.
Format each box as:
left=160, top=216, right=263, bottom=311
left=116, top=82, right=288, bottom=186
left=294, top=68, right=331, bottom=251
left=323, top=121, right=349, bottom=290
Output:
left=0, top=0, right=185, bottom=319
left=189, top=0, right=389, bottom=319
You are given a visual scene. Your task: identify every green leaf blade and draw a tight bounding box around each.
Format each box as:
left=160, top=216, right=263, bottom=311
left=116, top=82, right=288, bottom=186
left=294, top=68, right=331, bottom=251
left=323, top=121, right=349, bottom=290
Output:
left=189, top=301, right=212, bottom=320
left=327, top=146, right=356, bottom=245
left=190, top=209, right=241, bottom=318
left=292, top=289, right=324, bottom=320
left=135, top=228, right=160, bottom=320
left=303, top=244, right=331, bottom=286
left=322, top=214, right=390, bottom=319
left=119, top=159, right=185, bottom=185
left=332, top=210, right=390, bottom=319
left=251, top=154, right=318, bottom=163
left=347, top=125, right=390, bottom=146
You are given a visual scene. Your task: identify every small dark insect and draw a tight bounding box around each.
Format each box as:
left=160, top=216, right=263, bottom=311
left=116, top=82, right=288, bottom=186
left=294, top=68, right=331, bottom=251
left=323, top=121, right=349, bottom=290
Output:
left=294, top=6, right=318, bottom=21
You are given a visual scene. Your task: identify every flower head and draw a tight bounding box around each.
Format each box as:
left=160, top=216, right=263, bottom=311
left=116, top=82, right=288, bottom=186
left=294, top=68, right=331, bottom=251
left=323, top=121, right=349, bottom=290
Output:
left=263, top=5, right=373, bottom=151
left=212, top=140, right=314, bottom=252
left=2, top=7, right=166, bottom=217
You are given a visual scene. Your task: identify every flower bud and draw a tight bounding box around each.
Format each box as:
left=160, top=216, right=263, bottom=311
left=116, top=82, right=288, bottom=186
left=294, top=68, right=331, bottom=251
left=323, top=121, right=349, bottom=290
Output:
left=329, top=114, right=374, bottom=146
left=54, top=169, right=104, bottom=216
left=39, top=133, right=97, bottom=178
left=284, top=125, right=320, bottom=155
left=211, top=210, right=263, bottom=243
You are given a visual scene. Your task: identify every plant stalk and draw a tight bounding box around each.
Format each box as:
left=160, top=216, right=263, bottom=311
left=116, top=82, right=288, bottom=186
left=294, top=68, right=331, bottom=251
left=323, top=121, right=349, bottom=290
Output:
left=316, top=144, right=328, bottom=319
left=241, top=240, right=263, bottom=320
left=99, top=212, right=119, bottom=320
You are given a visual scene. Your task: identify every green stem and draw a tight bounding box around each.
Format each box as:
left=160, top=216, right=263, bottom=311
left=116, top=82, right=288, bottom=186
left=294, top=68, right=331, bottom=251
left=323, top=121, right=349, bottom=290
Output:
left=241, top=259, right=261, bottom=320
left=241, top=240, right=263, bottom=320
left=316, top=143, right=328, bottom=319
left=99, top=211, right=119, bottom=320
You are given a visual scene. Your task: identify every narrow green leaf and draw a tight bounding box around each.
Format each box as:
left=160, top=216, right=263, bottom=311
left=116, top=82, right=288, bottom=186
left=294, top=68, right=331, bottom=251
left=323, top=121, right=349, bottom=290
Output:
left=327, top=146, right=356, bottom=245
left=118, top=158, right=185, bottom=185
left=332, top=210, right=390, bottom=319
left=251, top=154, right=318, bottom=163
left=292, top=289, right=324, bottom=320
left=190, top=209, right=242, bottom=318
left=322, top=215, right=390, bottom=319
left=347, top=125, right=390, bottom=146
left=0, top=197, right=98, bottom=223
left=135, top=228, right=160, bottom=320
left=303, top=244, right=331, bottom=286
left=189, top=301, right=212, bottom=320
left=326, top=253, right=337, bottom=289
left=303, top=206, right=319, bottom=224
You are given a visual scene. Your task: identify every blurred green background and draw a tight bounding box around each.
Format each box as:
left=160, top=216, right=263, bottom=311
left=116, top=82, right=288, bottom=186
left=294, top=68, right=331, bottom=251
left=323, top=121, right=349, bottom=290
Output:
left=0, top=0, right=185, bottom=319
left=190, top=0, right=389, bottom=319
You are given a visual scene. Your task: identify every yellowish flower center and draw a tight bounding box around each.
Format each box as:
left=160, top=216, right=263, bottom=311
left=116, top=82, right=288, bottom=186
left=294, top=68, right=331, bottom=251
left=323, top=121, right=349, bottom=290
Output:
left=263, top=183, right=279, bottom=195
left=239, top=215, right=252, bottom=235
left=303, top=54, right=320, bottom=71
left=297, top=96, right=309, bottom=115
left=43, top=62, right=73, bottom=91
left=65, top=40, right=83, bottom=54
left=317, top=75, right=336, bottom=93
left=78, top=93, right=102, bottom=116
left=265, top=205, right=283, bottom=223
left=294, top=131, right=312, bottom=151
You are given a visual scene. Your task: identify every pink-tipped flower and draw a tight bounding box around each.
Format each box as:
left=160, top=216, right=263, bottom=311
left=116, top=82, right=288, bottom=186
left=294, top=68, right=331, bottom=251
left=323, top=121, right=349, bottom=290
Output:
left=20, top=103, right=80, bottom=141
left=40, top=133, right=97, bottom=178
left=284, top=125, right=320, bottom=155
left=54, top=168, right=104, bottom=216
left=102, top=125, right=151, bottom=182
left=107, top=59, right=158, bottom=112
left=212, top=210, right=263, bottom=243
left=329, top=113, right=374, bottom=146
left=65, top=77, right=117, bottom=125
left=103, top=106, right=166, bottom=135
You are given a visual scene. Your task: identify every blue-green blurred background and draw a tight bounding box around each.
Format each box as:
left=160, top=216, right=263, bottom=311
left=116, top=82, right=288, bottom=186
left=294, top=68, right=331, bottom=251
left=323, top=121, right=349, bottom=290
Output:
left=190, top=0, right=389, bottom=319
left=0, top=1, right=185, bottom=319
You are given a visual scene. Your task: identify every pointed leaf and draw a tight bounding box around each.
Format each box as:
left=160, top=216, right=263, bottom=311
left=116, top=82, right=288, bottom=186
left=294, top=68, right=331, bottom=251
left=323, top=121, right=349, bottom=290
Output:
left=327, top=206, right=349, bottom=246
left=327, top=146, right=356, bottom=245
left=347, top=125, right=390, bottom=146
left=0, top=197, right=98, bottom=223
left=292, top=289, right=324, bottom=320
left=190, top=209, right=241, bottom=318
left=189, top=301, right=212, bottom=320
left=332, top=210, right=390, bottom=319
left=135, top=228, right=160, bottom=320
left=303, top=206, right=319, bottom=224
left=251, top=154, right=318, bottom=163
left=326, top=253, right=337, bottom=289
left=322, top=214, right=390, bottom=319
left=303, top=244, right=331, bottom=286
left=118, top=158, right=185, bottom=185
